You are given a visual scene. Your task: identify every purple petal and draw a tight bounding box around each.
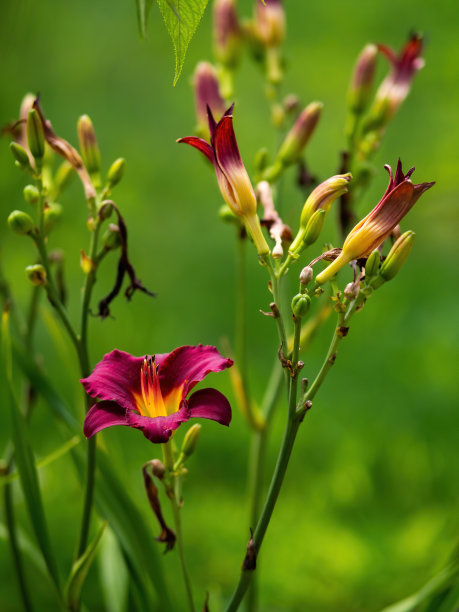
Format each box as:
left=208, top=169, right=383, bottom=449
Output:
left=187, top=388, right=232, bottom=426
left=213, top=114, right=246, bottom=179
left=81, top=350, right=144, bottom=411
left=84, top=400, right=130, bottom=438
left=158, top=345, right=233, bottom=399
left=128, top=406, right=191, bottom=443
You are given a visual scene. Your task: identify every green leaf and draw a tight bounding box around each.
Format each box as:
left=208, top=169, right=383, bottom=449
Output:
left=98, top=526, right=128, bottom=612
left=65, top=521, right=107, bottom=612
left=156, top=0, right=210, bottom=85
left=136, top=0, right=155, bottom=38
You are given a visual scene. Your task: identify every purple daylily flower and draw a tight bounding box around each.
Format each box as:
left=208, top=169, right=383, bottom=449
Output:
left=82, top=345, right=233, bottom=443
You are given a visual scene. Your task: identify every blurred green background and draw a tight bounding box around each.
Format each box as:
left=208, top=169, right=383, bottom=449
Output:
left=1, top=0, right=458, bottom=610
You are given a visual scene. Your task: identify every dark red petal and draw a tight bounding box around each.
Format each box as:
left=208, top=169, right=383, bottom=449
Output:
left=158, top=345, right=233, bottom=399
left=83, top=400, right=130, bottom=438
left=127, top=406, right=191, bottom=443
left=213, top=114, right=245, bottom=177
left=207, top=105, right=218, bottom=142
left=177, top=136, right=215, bottom=164
left=411, top=181, right=435, bottom=205
left=81, top=350, right=144, bottom=411
left=187, top=388, right=232, bottom=426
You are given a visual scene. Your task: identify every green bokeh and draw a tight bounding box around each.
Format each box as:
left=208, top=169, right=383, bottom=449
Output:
left=1, top=0, right=458, bottom=610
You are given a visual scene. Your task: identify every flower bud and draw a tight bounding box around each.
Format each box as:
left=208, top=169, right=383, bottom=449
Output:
left=299, top=266, right=313, bottom=286
left=23, top=185, right=40, bottom=205
left=218, top=204, right=238, bottom=225
left=213, top=0, right=242, bottom=68
left=77, top=115, right=101, bottom=185
left=102, top=224, right=122, bottom=250
left=181, top=424, right=202, bottom=460
left=8, top=210, right=34, bottom=235
left=80, top=250, right=95, bottom=275
left=44, top=203, right=63, bottom=233
left=27, top=109, right=45, bottom=161
left=10, top=142, right=32, bottom=170
left=344, top=282, right=359, bottom=300
left=150, top=459, right=166, bottom=480
left=291, top=293, right=311, bottom=318
left=379, top=231, right=415, bottom=282
left=276, top=102, right=322, bottom=167
left=52, top=161, right=74, bottom=198
left=193, top=62, right=226, bottom=136
left=347, top=44, right=378, bottom=115
left=365, top=249, right=380, bottom=279
left=254, top=147, right=270, bottom=173
left=25, top=264, right=47, bottom=286
left=254, top=0, right=286, bottom=48
left=302, top=209, right=325, bottom=247
left=106, top=158, right=125, bottom=189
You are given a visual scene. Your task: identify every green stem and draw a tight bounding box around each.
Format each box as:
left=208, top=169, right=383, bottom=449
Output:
left=162, top=443, right=195, bottom=612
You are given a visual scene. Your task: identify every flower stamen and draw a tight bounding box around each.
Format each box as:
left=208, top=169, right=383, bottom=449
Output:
left=140, top=357, right=167, bottom=418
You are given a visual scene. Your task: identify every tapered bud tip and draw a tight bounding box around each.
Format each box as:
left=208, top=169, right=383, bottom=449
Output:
left=344, top=282, right=359, bottom=300
left=194, top=62, right=225, bottom=129
left=44, top=203, right=63, bottom=233
left=297, top=173, right=351, bottom=233
left=23, top=185, right=40, bottom=205
left=291, top=293, right=311, bottom=318
left=10, top=142, right=31, bottom=169
left=379, top=231, right=415, bottom=281
left=106, top=158, right=125, bottom=188
left=27, top=108, right=45, bottom=160
left=365, top=249, right=381, bottom=279
left=300, top=266, right=313, bottom=285
left=102, top=224, right=122, bottom=250
left=182, top=424, right=202, bottom=459
left=77, top=114, right=101, bottom=178
left=8, top=210, right=34, bottom=235
left=25, top=264, right=47, bottom=286
left=276, top=102, right=323, bottom=166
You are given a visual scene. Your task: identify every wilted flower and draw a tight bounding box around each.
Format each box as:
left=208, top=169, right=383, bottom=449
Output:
left=178, top=105, right=270, bottom=255
left=193, top=62, right=226, bottom=137
left=315, top=160, right=434, bottom=284
left=82, top=345, right=233, bottom=443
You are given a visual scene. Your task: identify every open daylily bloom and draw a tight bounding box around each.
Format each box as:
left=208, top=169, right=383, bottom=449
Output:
left=82, top=345, right=233, bottom=443
left=315, top=160, right=434, bottom=285
left=178, top=105, right=270, bottom=255
left=375, top=33, right=425, bottom=121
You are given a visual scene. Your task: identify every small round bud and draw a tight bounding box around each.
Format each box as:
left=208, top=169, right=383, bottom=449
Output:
left=344, top=282, right=359, bottom=300
left=365, top=249, right=380, bottom=279
left=98, top=201, right=114, bottom=221
left=299, top=266, right=313, bottom=286
left=23, top=185, right=40, bottom=205
left=27, top=109, right=45, bottom=161
left=44, top=203, right=63, bottom=233
left=181, top=424, right=202, bottom=460
left=8, top=210, right=34, bottom=235
left=10, top=142, right=31, bottom=169
left=106, top=158, right=125, bottom=189
left=102, top=224, right=122, bottom=250
left=291, top=293, right=311, bottom=318
left=151, top=459, right=166, bottom=480
left=25, top=264, right=47, bottom=286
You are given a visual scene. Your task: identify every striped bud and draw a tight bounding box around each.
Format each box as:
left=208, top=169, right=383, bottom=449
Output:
left=379, top=230, right=415, bottom=281
left=291, top=293, right=311, bottom=318
left=106, top=158, right=125, bottom=189
left=27, top=109, right=45, bottom=161
left=77, top=115, right=101, bottom=185
left=276, top=102, right=322, bottom=167
left=8, top=210, right=34, bottom=235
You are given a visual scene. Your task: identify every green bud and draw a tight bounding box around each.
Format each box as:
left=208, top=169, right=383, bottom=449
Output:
left=10, top=142, right=31, bottom=169
left=25, top=264, right=47, bottom=286
left=379, top=231, right=415, bottom=282
left=23, top=184, right=40, bottom=205
left=218, top=204, right=238, bottom=225
left=181, top=424, right=202, bottom=460
left=365, top=249, right=380, bottom=279
left=106, top=158, right=125, bottom=189
left=291, top=293, right=311, bottom=318
left=77, top=115, right=101, bottom=184
left=254, top=147, right=270, bottom=173
left=98, top=201, right=113, bottom=221
left=44, top=203, right=63, bottom=233
left=8, top=210, right=34, bottom=235
left=27, top=109, right=45, bottom=161
left=102, top=224, right=122, bottom=250
left=303, top=208, right=326, bottom=247
left=52, top=161, right=74, bottom=198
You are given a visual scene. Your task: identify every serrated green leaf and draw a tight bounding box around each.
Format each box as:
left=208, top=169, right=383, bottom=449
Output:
left=136, top=0, right=155, bottom=38
left=65, top=521, right=107, bottom=612
left=156, top=0, right=209, bottom=85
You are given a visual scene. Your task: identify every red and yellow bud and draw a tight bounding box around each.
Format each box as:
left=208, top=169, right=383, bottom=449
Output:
left=77, top=115, right=101, bottom=186
left=276, top=102, right=322, bottom=167
left=348, top=44, right=378, bottom=115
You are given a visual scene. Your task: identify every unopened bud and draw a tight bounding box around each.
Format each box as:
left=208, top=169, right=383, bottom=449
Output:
left=218, top=204, right=238, bottom=225
left=348, top=44, right=378, bottom=115
left=8, top=210, right=34, bottom=235
left=23, top=184, right=40, bottom=205
left=365, top=249, right=380, bottom=279
left=300, top=266, right=313, bottom=285
left=379, top=231, right=415, bottom=281
left=276, top=102, right=322, bottom=167
left=193, top=62, right=226, bottom=134
left=52, top=161, right=74, bottom=198
left=283, top=94, right=300, bottom=115
left=150, top=459, right=166, bottom=480
left=344, top=282, right=359, bottom=300
left=254, top=147, right=270, bottom=173
left=44, top=203, right=63, bottom=233
left=181, top=424, right=202, bottom=460
left=77, top=115, right=101, bottom=185
left=291, top=293, right=311, bottom=318
left=26, top=264, right=47, bottom=286
left=102, top=224, right=122, bottom=250
left=106, top=158, right=125, bottom=189
left=10, top=142, right=31, bottom=170
left=80, top=250, right=95, bottom=275
left=213, top=0, right=242, bottom=68
left=27, top=109, right=45, bottom=161
left=302, top=209, right=325, bottom=247
left=254, top=0, right=286, bottom=48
